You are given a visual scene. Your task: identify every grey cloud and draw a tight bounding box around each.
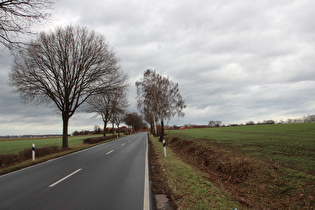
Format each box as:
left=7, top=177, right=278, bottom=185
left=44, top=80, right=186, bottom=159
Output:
left=1, top=0, right=315, bottom=134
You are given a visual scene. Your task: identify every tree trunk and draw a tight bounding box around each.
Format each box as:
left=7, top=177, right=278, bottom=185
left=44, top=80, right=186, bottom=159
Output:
left=159, top=119, right=164, bottom=142
left=150, top=123, right=154, bottom=135
left=117, top=124, right=120, bottom=136
left=153, top=115, right=157, bottom=136
left=62, top=113, right=69, bottom=149
left=103, top=121, right=107, bottom=137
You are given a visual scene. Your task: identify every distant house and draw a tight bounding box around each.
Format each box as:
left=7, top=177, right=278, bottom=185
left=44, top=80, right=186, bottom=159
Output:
left=179, top=126, right=193, bottom=130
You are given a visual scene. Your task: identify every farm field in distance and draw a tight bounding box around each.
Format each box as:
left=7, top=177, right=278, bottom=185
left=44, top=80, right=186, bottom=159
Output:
left=0, top=135, right=102, bottom=154
left=169, top=123, right=315, bottom=175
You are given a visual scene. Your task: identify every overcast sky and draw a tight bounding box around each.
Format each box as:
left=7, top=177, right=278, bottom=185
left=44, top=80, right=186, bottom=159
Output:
left=1, top=0, right=315, bottom=135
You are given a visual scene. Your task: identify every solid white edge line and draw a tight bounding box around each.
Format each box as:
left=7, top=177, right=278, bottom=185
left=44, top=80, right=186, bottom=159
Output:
left=143, top=133, right=150, bottom=210
left=106, top=150, right=114, bottom=155
left=49, top=168, right=82, bottom=188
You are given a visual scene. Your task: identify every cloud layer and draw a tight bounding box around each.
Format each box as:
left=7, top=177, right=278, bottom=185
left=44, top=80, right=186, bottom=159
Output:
left=1, top=0, right=315, bottom=135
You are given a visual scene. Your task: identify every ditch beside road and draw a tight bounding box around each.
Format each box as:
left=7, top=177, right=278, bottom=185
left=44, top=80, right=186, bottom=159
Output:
left=149, top=134, right=315, bottom=209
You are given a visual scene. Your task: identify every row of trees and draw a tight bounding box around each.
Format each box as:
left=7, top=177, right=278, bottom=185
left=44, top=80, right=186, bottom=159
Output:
left=2, top=2, right=149, bottom=146
left=136, top=69, right=186, bottom=141
left=246, top=115, right=315, bottom=125
left=209, top=114, right=315, bottom=128
left=72, top=125, right=129, bottom=136
left=285, top=114, right=315, bottom=124
left=9, top=25, right=128, bottom=149
left=2, top=2, right=133, bottom=147
left=124, top=112, right=148, bottom=131
left=72, top=112, right=148, bottom=136
left=86, top=84, right=129, bottom=137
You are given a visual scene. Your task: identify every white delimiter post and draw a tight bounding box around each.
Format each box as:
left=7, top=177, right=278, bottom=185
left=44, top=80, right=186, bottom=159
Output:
left=32, top=144, right=35, bottom=161
left=163, top=139, right=167, bottom=157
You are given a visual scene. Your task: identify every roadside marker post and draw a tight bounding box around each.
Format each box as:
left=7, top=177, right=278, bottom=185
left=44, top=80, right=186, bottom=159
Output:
left=32, top=144, right=35, bottom=161
left=163, top=139, right=167, bottom=157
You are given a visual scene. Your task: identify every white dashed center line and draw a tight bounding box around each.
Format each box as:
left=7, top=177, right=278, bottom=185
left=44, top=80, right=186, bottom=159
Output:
left=106, top=150, right=114, bottom=155
left=49, top=168, right=82, bottom=188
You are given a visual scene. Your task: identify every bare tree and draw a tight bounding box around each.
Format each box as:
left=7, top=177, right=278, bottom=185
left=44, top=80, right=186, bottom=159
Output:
left=94, top=125, right=102, bottom=134
left=111, top=90, right=129, bottom=136
left=136, top=69, right=186, bottom=141
left=136, top=70, right=160, bottom=135
left=303, top=114, right=315, bottom=123
left=9, top=25, right=125, bottom=149
left=112, top=112, right=126, bottom=136
left=124, top=112, right=145, bottom=132
left=0, top=0, right=55, bottom=50
left=143, top=110, right=156, bottom=135
left=208, top=120, right=222, bottom=127
left=87, top=93, right=112, bottom=137
left=86, top=86, right=129, bottom=137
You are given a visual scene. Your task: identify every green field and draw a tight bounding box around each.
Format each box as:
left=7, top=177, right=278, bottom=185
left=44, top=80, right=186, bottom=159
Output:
left=169, top=123, right=315, bottom=175
left=0, top=135, right=102, bottom=154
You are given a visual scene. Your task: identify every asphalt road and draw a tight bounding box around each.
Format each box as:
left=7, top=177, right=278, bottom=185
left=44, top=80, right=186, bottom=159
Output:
left=0, top=132, right=152, bottom=210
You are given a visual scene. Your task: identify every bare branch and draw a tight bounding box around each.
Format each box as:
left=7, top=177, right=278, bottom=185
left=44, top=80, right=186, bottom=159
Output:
left=0, top=0, right=55, bottom=50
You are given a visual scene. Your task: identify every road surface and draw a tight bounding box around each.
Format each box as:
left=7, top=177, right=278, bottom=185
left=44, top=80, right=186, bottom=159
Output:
left=0, top=132, right=152, bottom=210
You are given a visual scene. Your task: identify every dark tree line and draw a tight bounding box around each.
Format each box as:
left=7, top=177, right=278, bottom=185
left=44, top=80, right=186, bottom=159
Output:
left=72, top=125, right=129, bottom=136
left=124, top=112, right=147, bottom=132
left=214, top=114, right=315, bottom=127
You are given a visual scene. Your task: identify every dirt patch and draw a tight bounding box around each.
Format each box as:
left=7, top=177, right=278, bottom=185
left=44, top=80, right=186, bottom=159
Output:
left=155, top=194, right=173, bottom=210
left=148, top=138, right=177, bottom=210
left=164, top=135, right=315, bottom=209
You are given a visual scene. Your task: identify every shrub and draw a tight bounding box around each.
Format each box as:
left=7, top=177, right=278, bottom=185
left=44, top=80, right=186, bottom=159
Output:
left=19, top=146, right=60, bottom=159
left=166, top=136, right=253, bottom=184
left=83, top=135, right=116, bottom=144
left=0, top=154, right=20, bottom=167
left=0, top=146, right=60, bottom=168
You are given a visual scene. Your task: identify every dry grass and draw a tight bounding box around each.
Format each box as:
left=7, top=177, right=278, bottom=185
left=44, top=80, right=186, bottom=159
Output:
left=150, top=135, right=240, bottom=209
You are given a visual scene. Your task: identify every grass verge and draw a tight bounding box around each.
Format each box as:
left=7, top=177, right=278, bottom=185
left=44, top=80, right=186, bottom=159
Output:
left=150, top=135, right=240, bottom=209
